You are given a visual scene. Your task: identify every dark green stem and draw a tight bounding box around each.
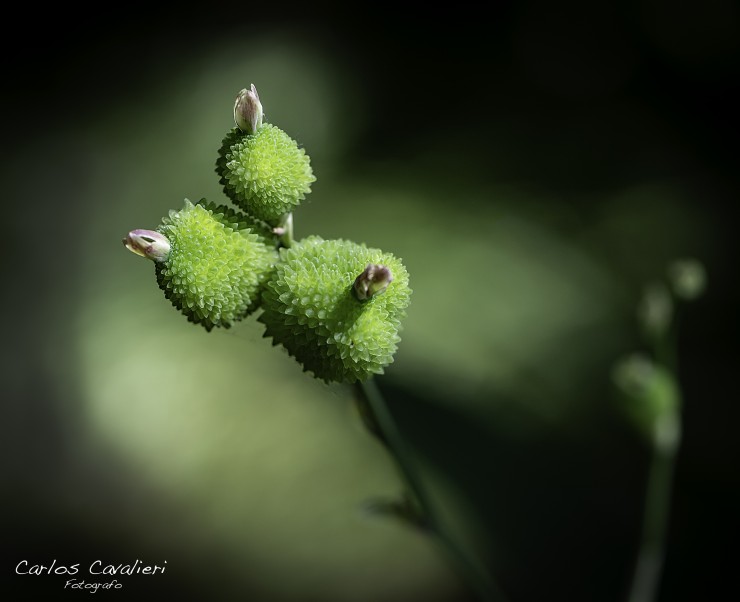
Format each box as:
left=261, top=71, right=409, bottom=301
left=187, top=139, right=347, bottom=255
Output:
left=356, top=378, right=505, bottom=602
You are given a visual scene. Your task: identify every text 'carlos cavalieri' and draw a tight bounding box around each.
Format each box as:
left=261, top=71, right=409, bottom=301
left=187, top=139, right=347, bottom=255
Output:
left=16, top=559, right=167, bottom=593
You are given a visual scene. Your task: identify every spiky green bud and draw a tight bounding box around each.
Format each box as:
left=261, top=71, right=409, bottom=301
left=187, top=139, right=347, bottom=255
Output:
left=259, top=237, right=412, bottom=383
left=153, top=199, right=278, bottom=331
left=216, top=124, right=315, bottom=224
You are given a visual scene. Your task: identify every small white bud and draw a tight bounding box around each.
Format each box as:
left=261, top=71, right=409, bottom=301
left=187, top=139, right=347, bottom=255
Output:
left=123, top=229, right=170, bottom=262
left=234, top=83, right=263, bottom=134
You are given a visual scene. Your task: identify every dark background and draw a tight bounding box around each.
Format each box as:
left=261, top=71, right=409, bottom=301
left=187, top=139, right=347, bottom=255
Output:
left=3, top=2, right=739, bottom=601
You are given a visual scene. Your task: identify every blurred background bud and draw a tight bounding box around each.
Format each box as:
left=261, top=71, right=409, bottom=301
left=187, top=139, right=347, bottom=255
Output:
left=638, top=282, right=673, bottom=339
left=612, top=353, right=681, bottom=450
left=668, top=258, right=707, bottom=301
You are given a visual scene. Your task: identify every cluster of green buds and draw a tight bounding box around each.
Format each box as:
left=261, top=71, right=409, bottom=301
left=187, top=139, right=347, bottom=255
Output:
left=613, top=257, right=705, bottom=448
left=124, top=85, right=411, bottom=382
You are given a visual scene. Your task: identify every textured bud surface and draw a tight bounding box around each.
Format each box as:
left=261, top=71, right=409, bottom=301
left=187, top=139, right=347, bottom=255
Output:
left=259, top=237, right=412, bottom=382
left=217, top=125, right=315, bottom=224
left=155, top=200, right=277, bottom=330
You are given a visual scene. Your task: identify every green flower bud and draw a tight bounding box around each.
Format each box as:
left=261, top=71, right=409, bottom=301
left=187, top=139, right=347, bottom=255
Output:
left=234, top=84, right=263, bottom=134
left=216, top=124, right=315, bottom=224
left=259, top=237, right=412, bottom=383
left=153, top=199, right=278, bottom=331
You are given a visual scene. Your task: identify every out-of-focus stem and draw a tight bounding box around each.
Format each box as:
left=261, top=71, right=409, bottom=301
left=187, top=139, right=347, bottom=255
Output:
left=627, top=414, right=680, bottom=602
left=356, top=378, right=505, bottom=602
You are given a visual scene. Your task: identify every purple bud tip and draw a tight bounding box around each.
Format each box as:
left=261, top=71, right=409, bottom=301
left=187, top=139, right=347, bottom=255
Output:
left=123, top=229, right=171, bottom=262
left=234, top=84, right=264, bottom=134
left=353, top=264, right=393, bottom=301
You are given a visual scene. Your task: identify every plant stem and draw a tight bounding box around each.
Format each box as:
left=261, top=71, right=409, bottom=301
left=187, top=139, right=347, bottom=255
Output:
left=628, top=306, right=682, bottom=602
left=627, top=413, right=681, bottom=602
left=277, top=212, right=294, bottom=248
left=356, top=378, right=505, bottom=602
